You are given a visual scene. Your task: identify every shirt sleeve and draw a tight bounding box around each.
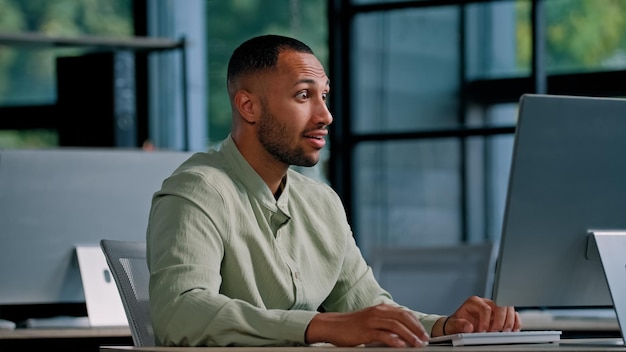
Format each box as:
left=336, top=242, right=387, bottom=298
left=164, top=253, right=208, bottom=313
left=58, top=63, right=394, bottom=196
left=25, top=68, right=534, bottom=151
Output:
left=319, top=200, right=443, bottom=334
left=146, top=172, right=317, bottom=347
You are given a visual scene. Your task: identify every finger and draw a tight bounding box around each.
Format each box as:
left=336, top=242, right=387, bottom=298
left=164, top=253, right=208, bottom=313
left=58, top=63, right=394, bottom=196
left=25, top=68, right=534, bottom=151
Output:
left=458, top=296, right=492, bottom=332
left=503, top=307, right=517, bottom=332
left=446, top=318, right=474, bottom=335
left=492, top=306, right=520, bottom=332
left=386, top=312, right=429, bottom=346
left=513, top=311, right=522, bottom=332
left=368, top=331, right=408, bottom=348
left=378, top=306, right=430, bottom=341
left=367, top=330, right=428, bottom=347
left=488, top=305, right=509, bottom=332
left=400, top=311, right=430, bottom=341
left=370, top=319, right=426, bottom=347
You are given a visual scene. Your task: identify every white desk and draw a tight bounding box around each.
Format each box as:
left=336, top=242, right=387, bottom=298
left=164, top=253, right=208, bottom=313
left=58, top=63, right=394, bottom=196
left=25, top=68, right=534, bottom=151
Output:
left=94, top=312, right=622, bottom=352
left=0, top=327, right=131, bottom=340
left=0, top=327, right=132, bottom=352
left=100, top=339, right=626, bottom=352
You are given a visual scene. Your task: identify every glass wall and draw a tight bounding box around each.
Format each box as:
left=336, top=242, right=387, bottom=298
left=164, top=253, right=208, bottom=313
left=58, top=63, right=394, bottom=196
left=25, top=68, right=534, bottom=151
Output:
left=351, top=6, right=462, bottom=256
left=534, top=0, right=626, bottom=74
left=0, top=0, right=133, bottom=148
left=353, top=7, right=460, bottom=133
left=355, top=139, right=462, bottom=257
left=0, top=0, right=133, bottom=105
left=0, top=0, right=329, bottom=155
left=329, top=0, right=626, bottom=259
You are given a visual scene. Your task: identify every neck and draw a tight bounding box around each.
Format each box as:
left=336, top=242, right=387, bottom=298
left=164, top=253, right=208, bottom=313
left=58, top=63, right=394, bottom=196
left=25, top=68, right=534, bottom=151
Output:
left=274, top=175, right=287, bottom=200
left=231, top=134, right=289, bottom=195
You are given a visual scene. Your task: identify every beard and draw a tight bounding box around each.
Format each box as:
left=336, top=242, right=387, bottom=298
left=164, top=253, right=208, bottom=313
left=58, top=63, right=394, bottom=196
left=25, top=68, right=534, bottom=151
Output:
left=257, top=100, right=319, bottom=167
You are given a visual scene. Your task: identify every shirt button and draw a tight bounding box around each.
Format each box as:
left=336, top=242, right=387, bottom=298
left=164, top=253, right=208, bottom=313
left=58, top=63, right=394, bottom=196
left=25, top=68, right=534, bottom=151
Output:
left=294, top=272, right=300, bottom=280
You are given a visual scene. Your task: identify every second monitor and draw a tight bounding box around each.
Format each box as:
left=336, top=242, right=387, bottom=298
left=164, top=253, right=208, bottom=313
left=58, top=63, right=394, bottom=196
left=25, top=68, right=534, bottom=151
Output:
left=492, top=94, right=626, bottom=342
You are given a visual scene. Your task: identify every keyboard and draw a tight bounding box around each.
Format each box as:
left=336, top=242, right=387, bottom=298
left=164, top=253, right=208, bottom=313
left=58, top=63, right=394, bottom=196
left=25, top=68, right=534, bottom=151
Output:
left=428, top=330, right=562, bottom=346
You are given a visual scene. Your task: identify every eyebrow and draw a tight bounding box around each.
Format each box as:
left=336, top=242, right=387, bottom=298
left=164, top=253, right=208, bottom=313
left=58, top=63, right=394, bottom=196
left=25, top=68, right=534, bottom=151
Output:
left=294, top=78, right=331, bottom=88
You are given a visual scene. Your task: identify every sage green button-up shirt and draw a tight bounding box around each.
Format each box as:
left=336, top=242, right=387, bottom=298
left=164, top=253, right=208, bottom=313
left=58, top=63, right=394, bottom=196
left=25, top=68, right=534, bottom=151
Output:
left=146, top=136, right=441, bottom=347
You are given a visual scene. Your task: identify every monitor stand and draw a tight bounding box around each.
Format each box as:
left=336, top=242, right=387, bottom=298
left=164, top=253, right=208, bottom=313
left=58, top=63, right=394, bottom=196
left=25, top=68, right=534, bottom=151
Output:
left=588, top=230, right=626, bottom=346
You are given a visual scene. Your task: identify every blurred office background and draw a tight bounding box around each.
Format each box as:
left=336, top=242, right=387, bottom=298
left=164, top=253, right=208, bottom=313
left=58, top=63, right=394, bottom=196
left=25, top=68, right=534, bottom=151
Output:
left=1, top=0, right=625, bottom=260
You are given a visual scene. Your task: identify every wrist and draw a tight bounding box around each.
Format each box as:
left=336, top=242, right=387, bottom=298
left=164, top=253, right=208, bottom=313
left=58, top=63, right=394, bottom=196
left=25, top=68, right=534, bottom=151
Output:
left=305, top=312, right=340, bottom=344
left=431, top=316, right=449, bottom=337
left=443, top=316, right=451, bottom=335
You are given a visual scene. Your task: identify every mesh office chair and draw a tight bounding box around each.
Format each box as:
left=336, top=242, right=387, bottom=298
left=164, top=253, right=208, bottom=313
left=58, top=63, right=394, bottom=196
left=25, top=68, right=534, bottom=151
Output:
left=100, top=239, right=156, bottom=346
left=369, top=242, right=497, bottom=316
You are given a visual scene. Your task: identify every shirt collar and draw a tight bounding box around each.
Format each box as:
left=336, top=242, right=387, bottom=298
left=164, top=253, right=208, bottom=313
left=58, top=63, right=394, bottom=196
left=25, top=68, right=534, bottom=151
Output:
left=221, top=135, right=290, bottom=211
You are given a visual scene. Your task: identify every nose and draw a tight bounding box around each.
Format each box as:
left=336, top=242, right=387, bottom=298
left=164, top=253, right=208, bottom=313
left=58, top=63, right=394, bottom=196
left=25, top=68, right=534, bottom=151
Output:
left=315, top=99, right=333, bottom=126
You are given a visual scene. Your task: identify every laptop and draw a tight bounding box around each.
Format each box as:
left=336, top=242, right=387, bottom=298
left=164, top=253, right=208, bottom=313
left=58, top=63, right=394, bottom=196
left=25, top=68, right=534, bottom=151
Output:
left=76, top=245, right=129, bottom=327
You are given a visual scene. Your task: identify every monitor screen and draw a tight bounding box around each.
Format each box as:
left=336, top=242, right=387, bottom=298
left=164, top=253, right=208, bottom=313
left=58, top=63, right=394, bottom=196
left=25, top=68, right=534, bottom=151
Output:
left=0, top=148, right=193, bottom=307
left=492, top=94, right=626, bottom=309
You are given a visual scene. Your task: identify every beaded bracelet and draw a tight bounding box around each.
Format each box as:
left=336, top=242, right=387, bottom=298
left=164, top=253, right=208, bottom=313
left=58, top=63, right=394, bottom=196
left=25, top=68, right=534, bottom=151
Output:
left=442, top=316, right=451, bottom=335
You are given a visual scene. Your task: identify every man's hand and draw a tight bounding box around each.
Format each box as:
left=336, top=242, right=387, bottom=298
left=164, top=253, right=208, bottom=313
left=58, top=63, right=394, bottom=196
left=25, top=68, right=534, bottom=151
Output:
left=431, top=296, right=521, bottom=337
left=305, top=303, right=429, bottom=347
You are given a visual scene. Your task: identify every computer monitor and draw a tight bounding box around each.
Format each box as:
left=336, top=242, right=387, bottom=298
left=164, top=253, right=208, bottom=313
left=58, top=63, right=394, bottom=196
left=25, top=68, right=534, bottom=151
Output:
left=492, top=94, right=626, bottom=310
left=0, top=148, right=192, bottom=318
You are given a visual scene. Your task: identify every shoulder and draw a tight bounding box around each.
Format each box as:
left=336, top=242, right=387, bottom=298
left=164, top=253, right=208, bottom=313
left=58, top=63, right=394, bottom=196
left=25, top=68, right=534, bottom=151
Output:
left=157, top=150, right=238, bottom=202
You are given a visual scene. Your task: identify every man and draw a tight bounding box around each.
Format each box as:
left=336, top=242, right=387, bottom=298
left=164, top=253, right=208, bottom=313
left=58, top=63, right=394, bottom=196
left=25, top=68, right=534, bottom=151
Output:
left=146, top=34, right=521, bottom=347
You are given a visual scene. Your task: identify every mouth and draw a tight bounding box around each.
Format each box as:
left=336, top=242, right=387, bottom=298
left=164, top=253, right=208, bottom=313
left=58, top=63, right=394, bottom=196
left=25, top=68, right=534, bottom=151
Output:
left=304, top=130, right=327, bottom=148
left=304, top=129, right=328, bottom=139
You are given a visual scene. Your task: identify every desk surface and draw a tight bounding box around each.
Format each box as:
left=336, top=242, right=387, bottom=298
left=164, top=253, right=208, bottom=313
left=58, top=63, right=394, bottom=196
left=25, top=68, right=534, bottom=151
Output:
left=100, top=339, right=626, bottom=352
left=0, top=326, right=131, bottom=340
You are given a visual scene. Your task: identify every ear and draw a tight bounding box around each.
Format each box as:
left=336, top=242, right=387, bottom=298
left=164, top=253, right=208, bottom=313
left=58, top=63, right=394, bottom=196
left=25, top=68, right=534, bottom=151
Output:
left=234, top=90, right=259, bottom=124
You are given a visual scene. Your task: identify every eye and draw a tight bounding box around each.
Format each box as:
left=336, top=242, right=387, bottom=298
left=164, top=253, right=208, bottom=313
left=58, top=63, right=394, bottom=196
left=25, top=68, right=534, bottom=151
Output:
left=322, top=92, right=328, bottom=101
left=296, top=91, right=309, bottom=101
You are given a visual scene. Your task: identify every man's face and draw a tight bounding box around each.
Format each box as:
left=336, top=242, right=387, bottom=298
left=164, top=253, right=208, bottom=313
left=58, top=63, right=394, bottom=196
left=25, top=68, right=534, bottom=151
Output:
left=257, top=51, right=332, bottom=167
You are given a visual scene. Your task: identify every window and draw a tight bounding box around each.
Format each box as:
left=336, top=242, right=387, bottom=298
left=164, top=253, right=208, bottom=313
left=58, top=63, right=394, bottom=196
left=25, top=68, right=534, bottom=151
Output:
left=0, top=0, right=133, bottom=148
left=328, top=0, right=626, bottom=259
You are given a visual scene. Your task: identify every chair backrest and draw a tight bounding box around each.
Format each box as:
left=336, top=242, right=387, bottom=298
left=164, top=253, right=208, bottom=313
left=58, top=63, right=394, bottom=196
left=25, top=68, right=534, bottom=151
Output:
left=369, top=242, right=497, bottom=316
left=100, top=239, right=155, bottom=346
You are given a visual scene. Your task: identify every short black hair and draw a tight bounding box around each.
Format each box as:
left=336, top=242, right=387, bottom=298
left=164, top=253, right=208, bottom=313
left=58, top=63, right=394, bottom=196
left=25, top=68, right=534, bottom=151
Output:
left=227, top=34, right=314, bottom=91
